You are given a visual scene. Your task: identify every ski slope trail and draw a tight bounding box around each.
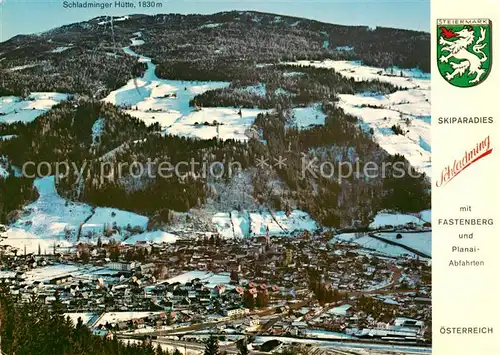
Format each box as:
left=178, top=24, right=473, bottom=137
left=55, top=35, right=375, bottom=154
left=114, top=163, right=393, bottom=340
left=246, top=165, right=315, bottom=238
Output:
left=104, top=34, right=267, bottom=142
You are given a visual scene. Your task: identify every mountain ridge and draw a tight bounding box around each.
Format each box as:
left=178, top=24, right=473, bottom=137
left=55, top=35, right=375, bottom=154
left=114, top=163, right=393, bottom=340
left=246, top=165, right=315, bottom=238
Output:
left=19, top=10, right=428, bottom=40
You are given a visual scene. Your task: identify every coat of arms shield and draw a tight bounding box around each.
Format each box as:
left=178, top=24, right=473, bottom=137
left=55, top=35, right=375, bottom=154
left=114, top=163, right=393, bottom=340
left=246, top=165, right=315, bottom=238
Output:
left=437, top=19, right=492, bottom=87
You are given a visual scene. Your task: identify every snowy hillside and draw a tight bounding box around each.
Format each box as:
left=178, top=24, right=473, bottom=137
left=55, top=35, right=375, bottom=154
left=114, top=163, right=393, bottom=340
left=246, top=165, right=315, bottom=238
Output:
left=333, top=210, right=431, bottom=258
left=285, top=60, right=431, bottom=177
left=166, top=107, right=266, bottom=141
left=287, top=104, right=327, bottom=130
left=1, top=176, right=150, bottom=253
left=103, top=34, right=268, bottom=141
left=80, top=207, right=149, bottom=237
left=0, top=175, right=318, bottom=251
left=212, top=209, right=318, bottom=239
left=333, top=233, right=427, bottom=259
left=4, top=177, right=93, bottom=253
left=0, top=93, right=69, bottom=124
left=0, top=18, right=431, bottom=245
left=285, top=60, right=430, bottom=86
left=369, top=210, right=431, bottom=229
left=374, top=231, right=431, bottom=256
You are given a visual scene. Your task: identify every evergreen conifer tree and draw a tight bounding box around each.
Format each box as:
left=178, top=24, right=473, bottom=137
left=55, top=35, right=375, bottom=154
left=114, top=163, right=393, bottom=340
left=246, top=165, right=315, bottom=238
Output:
left=204, top=335, right=220, bottom=355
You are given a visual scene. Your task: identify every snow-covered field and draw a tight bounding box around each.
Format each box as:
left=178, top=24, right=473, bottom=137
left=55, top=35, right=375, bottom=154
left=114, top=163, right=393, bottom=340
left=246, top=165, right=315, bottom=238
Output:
left=374, top=232, right=431, bottom=256
left=123, top=230, right=179, bottom=245
left=338, top=92, right=431, bottom=177
left=285, top=60, right=430, bottom=85
left=81, top=207, right=148, bottom=237
left=287, top=104, right=326, bottom=130
left=333, top=233, right=422, bottom=258
left=103, top=33, right=267, bottom=141
left=0, top=176, right=151, bottom=253
left=0, top=93, right=69, bottom=124
left=333, top=210, right=431, bottom=257
left=336, top=46, right=354, bottom=52
left=1, top=177, right=316, bottom=250
left=3, top=177, right=93, bottom=253
left=212, top=211, right=249, bottom=239
left=1, top=38, right=431, bottom=256
left=165, top=271, right=232, bottom=288
left=0, top=263, right=139, bottom=286
left=166, top=107, right=265, bottom=141
left=284, top=60, right=431, bottom=177
left=212, top=209, right=318, bottom=239
left=0, top=263, right=79, bottom=283
left=370, top=210, right=431, bottom=229
left=250, top=210, right=318, bottom=235
left=93, top=311, right=163, bottom=328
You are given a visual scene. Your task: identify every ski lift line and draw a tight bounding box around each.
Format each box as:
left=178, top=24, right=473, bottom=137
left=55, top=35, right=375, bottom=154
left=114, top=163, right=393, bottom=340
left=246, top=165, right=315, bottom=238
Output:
left=267, top=208, right=288, bottom=233
left=257, top=180, right=288, bottom=233
left=110, top=16, right=117, bottom=56
left=228, top=210, right=238, bottom=241
left=102, top=17, right=139, bottom=97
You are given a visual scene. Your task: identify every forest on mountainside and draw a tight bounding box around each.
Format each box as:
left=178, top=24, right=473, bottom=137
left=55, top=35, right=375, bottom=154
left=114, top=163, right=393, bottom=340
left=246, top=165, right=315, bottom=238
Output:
left=0, top=11, right=431, bottom=228
left=0, top=11, right=429, bottom=97
left=0, top=176, right=37, bottom=224
left=0, top=96, right=430, bottom=228
left=189, top=65, right=403, bottom=110
left=0, top=57, right=430, bottom=228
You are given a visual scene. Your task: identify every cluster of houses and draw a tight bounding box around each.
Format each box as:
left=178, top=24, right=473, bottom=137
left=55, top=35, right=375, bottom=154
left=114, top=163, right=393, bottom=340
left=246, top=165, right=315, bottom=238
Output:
left=0, top=229, right=431, bottom=343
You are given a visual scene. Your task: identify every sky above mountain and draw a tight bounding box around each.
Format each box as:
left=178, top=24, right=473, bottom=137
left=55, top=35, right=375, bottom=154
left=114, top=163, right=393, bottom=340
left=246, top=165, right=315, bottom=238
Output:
left=0, top=0, right=429, bottom=42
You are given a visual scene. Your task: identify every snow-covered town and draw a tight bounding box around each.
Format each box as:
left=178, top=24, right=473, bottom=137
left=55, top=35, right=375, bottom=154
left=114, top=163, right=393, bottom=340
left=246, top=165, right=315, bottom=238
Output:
left=0, top=198, right=431, bottom=353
